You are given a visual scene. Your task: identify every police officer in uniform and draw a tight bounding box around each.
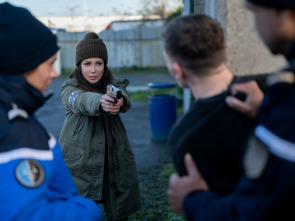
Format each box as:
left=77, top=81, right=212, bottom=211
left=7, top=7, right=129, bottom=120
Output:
left=167, top=0, right=295, bottom=220
left=0, top=3, right=102, bottom=220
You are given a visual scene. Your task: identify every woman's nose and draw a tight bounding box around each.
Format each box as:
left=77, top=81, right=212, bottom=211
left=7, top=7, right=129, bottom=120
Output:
left=90, top=64, right=96, bottom=72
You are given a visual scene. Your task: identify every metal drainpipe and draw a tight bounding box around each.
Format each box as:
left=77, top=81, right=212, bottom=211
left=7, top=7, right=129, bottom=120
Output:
left=182, top=0, right=219, bottom=112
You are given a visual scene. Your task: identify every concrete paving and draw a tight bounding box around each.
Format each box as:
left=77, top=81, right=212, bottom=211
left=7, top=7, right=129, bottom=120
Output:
left=36, top=73, right=176, bottom=173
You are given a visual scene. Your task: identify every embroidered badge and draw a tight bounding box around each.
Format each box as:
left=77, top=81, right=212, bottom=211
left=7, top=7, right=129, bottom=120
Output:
left=8, top=103, right=28, bottom=120
left=243, top=136, right=270, bottom=180
left=68, top=91, right=81, bottom=113
left=15, top=160, right=45, bottom=188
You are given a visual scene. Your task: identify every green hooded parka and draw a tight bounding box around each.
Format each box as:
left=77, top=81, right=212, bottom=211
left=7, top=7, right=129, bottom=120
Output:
left=59, top=77, right=141, bottom=218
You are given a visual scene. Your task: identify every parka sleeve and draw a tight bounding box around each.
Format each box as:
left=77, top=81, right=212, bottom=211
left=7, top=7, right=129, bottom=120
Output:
left=112, top=77, right=132, bottom=113
left=61, top=81, right=103, bottom=116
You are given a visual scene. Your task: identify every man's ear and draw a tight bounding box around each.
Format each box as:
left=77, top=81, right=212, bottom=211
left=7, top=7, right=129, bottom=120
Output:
left=173, top=63, right=185, bottom=80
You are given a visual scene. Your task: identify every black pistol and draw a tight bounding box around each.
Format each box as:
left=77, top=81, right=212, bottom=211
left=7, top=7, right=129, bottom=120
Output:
left=107, top=84, right=122, bottom=103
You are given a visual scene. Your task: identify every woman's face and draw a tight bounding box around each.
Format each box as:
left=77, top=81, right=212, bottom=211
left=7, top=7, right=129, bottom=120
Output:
left=81, top=57, right=104, bottom=84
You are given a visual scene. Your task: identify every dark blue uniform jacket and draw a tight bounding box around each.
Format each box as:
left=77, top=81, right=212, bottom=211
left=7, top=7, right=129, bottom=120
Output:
left=0, top=75, right=102, bottom=220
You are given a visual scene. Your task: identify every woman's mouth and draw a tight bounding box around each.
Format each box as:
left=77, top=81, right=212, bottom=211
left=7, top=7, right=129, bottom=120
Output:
left=89, top=76, right=97, bottom=80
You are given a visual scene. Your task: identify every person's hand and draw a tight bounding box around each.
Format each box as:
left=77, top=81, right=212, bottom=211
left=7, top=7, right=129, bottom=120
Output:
left=167, top=154, right=209, bottom=215
left=101, top=94, right=124, bottom=115
left=110, top=97, right=124, bottom=114
left=225, top=80, right=264, bottom=118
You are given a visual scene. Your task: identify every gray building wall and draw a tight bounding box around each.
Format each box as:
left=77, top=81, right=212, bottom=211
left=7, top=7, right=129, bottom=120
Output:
left=193, top=0, right=286, bottom=76
left=221, top=0, right=286, bottom=75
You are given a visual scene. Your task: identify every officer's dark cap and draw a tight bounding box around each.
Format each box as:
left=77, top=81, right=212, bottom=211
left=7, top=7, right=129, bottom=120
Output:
left=246, top=0, right=295, bottom=9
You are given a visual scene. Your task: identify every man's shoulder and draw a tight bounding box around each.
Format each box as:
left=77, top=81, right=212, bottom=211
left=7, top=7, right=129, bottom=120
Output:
left=258, top=74, right=295, bottom=143
left=0, top=111, right=50, bottom=153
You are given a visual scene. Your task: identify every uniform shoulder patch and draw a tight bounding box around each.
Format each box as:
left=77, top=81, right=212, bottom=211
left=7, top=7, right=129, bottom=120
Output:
left=7, top=103, right=28, bottom=120
left=68, top=90, right=81, bottom=113
left=243, top=136, right=270, bottom=180
left=15, top=159, right=45, bottom=188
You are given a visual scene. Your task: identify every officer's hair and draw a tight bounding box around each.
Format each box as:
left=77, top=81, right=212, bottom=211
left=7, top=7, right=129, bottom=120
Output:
left=163, top=14, right=225, bottom=74
left=69, top=63, right=114, bottom=93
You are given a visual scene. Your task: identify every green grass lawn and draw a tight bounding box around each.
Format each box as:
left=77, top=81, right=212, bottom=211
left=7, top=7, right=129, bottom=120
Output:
left=129, top=163, right=186, bottom=221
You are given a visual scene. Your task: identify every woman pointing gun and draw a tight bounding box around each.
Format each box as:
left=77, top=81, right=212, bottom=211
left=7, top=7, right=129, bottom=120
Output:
left=59, top=32, right=140, bottom=221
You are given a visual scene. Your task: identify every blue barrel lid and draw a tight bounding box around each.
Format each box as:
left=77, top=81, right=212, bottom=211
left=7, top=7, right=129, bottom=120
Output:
left=148, top=82, right=176, bottom=89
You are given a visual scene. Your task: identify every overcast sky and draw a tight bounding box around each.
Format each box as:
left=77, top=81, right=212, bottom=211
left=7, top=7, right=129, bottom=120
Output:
left=0, top=0, right=144, bottom=16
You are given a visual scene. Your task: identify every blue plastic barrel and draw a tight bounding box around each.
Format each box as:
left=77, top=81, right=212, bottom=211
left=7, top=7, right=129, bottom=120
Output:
left=148, top=82, right=177, bottom=142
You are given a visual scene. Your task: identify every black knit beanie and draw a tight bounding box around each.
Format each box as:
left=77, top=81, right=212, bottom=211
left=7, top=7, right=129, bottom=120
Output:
left=75, top=32, right=108, bottom=66
left=246, top=0, right=295, bottom=9
left=0, top=2, right=59, bottom=75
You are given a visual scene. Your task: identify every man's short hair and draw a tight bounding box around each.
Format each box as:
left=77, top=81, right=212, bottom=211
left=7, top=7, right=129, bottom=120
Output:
left=163, top=14, right=225, bottom=73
